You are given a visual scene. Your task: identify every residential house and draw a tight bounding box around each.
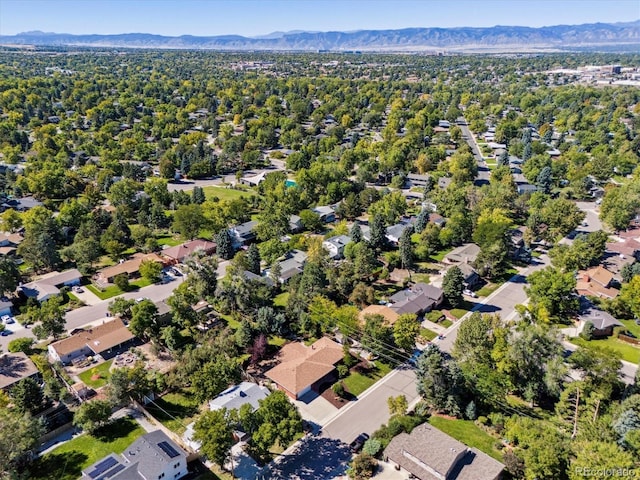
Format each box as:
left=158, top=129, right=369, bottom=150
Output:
left=265, top=337, right=343, bottom=399
left=48, top=318, right=136, bottom=364
left=209, top=382, right=270, bottom=412
left=1, top=196, right=42, bottom=212
left=383, top=423, right=504, bottom=480
left=443, top=243, right=481, bottom=265
left=407, top=173, right=431, bottom=188
left=510, top=227, right=531, bottom=262
left=437, top=177, right=452, bottom=190
left=312, top=205, right=336, bottom=223
left=240, top=171, right=267, bottom=186
left=578, top=298, right=622, bottom=337
left=230, top=220, right=259, bottom=248
left=0, top=232, right=23, bottom=258
left=289, top=214, right=303, bottom=233
left=270, top=250, right=307, bottom=284
left=457, top=263, right=482, bottom=289
left=0, top=352, right=40, bottom=392
left=162, top=239, right=216, bottom=264
left=323, top=235, right=352, bottom=259
left=359, top=305, right=400, bottom=325
left=81, top=430, right=188, bottom=480
left=388, top=283, right=444, bottom=316
left=606, top=237, right=640, bottom=261
left=240, top=270, right=275, bottom=287
left=19, top=269, right=83, bottom=302
left=386, top=222, right=413, bottom=245
left=516, top=183, right=538, bottom=195
left=428, top=213, right=446, bottom=227
left=576, top=266, right=619, bottom=299
left=95, top=253, right=166, bottom=287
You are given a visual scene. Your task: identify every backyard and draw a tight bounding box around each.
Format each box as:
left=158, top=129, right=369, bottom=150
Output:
left=428, top=416, right=503, bottom=461
left=202, top=185, right=257, bottom=201
left=30, top=418, right=144, bottom=480
left=145, top=389, right=203, bottom=435
left=77, top=359, right=113, bottom=389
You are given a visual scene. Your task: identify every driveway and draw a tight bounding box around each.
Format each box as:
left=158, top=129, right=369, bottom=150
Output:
left=71, top=287, right=102, bottom=306
left=293, top=391, right=338, bottom=427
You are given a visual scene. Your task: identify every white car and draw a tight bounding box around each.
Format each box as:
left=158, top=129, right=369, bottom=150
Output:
left=463, top=289, right=478, bottom=298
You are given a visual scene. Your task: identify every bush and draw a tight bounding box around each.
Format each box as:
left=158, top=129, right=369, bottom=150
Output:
left=476, top=415, right=489, bottom=426
left=114, top=273, right=130, bottom=291
left=348, top=452, right=377, bottom=480
left=580, top=320, right=595, bottom=340
left=332, top=382, right=346, bottom=398
left=363, top=438, right=382, bottom=457
left=337, top=364, right=349, bottom=378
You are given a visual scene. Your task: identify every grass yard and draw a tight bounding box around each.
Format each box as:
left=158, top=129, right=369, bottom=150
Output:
left=419, top=327, right=438, bottom=341
left=145, top=390, right=203, bottom=435
left=569, top=335, right=640, bottom=364
left=428, top=416, right=503, bottom=462
left=268, top=336, right=288, bottom=347
left=30, top=418, right=144, bottom=480
left=202, top=185, right=256, bottom=202
left=342, top=362, right=392, bottom=397
left=430, top=247, right=454, bottom=262
left=476, top=283, right=500, bottom=297
left=441, top=319, right=453, bottom=328
left=273, top=292, right=290, bottom=308
left=411, top=273, right=431, bottom=284
left=450, top=301, right=474, bottom=319
left=87, top=277, right=154, bottom=300
left=220, top=313, right=242, bottom=330
left=78, top=359, right=113, bottom=388
left=156, top=234, right=184, bottom=247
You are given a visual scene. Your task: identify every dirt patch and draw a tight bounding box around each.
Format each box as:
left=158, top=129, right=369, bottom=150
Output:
left=136, top=343, right=177, bottom=374
left=319, top=387, right=352, bottom=409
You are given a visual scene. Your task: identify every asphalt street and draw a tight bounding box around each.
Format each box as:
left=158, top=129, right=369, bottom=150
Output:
left=458, top=119, right=491, bottom=187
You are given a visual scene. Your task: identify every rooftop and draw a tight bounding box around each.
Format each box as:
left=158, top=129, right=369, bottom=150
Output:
left=49, top=318, right=134, bottom=356
left=0, top=352, right=39, bottom=390
left=209, top=382, right=270, bottom=412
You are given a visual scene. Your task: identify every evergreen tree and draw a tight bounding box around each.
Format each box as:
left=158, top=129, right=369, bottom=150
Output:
left=399, top=226, right=414, bottom=271
left=442, top=266, right=465, bottom=308
left=537, top=166, right=552, bottom=194
left=191, top=186, right=206, bottom=204
left=215, top=229, right=234, bottom=260
left=368, top=214, right=387, bottom=251
left=350, top=222, right=363, bottom=243
left=497, top=149, right=509, bottom=167
left=246, top=243, right=261, bottom=275
left=414, top=208, right=429, bottom=234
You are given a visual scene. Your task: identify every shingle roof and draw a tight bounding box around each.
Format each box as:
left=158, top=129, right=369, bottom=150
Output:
left=209, top=382, right=270, bottom=411
left=444, top=244, right=481, bottom=264
left=97, top=253, right=164, bottom=281
left=122, top=430, right=187, bottom=479
left=49, top=318, right=133, bottom=356
left=162, top=239, right=216, bottom=262
left=359, top=305, right=400, bottom=325
left=265, top=337, right=343, bottom=396
left=0, top=352, right=39, bottom=390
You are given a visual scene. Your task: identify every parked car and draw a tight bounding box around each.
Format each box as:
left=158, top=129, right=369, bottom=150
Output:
left=1, top=329, right=12, bottom=336
left=72, top=286, right=84, bottom=293
left=463, top=289, right=478, bottom=298
left=350, top=433, right=369, bottom=453
left=2, top=316, right=15, bottom=324
left=409, top=349, right=423, bottom=367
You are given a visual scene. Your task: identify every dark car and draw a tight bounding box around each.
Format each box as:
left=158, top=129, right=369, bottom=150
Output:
left=350, top=433, right=369, bottom=453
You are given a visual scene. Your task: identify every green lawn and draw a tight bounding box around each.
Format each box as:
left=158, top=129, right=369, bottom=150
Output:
left=441, top=319, right=453, bottom=328
left=419, top=327, right=438, bottom=341
left=431, top=247, right=454, bottom=262
left=450, top=301, right=474, bottom=319
left=202, top=185, right=256, bottom=201
left=78, top=359, right=113, bottom=388
left=220, top=313, right=242, bottom=330
left=428, top=416, right=503, bottom=461
left=411, top=273, right=431, bottom=284
left=273, top=292, right=290, bottom=308
left=87, top=277, right=154, bottom=300
left=268, top=336, right=288, bottom=347
left=30, top=418, right=144, bottom=480
left=569, top=336, right=640, bottom=364
left=621, top=319, right=640, bottom=338
left=145, top=390, right=203, bottom=435
left=342, top=362, right=392, bottom=397
left=476, top=283, right=500, bottom=297
left=156, top=234, right=184, bottom=247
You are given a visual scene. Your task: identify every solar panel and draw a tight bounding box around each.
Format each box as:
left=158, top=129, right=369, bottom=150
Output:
left=88, top=456, right=118, bottom=479
left=97, top=463, right=125, bottom=480
left=157, top=440, right=180, bottom=458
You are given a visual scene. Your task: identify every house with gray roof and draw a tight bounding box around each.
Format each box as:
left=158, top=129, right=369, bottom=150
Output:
left=209, top=382, right=270, bottom=412
left=386, top=222, right=413, bottom=245
left=312, top=205, right=336, bottom=223
left=389, top=283, right=443, bottom=316
left=81, top=430, right=188, bottom=480
left=384, top=423, right=504, bottom=480
left=443, top=244, right=481, bottom=265
left=578, top=297, right=622, bottom=337
left=230, top=220, right=258, bottom=248
left=323, top=235, right=352, bottom=259
left=18, top=269, right=83, bottom=302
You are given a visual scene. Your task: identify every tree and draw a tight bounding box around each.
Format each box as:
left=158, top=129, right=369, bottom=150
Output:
left=569, top=441, right=636, bottom=480
left=191, top=186, right=206, bottom=204
left=525, top=267, right=578, bottom=320
left=73, top=399, right=113, bottom=434
left=536, top=166, right=552, bottom=194
left=10, top=377, right=43, bottom=414
left=7, top=337, right=34, bottom=354
left=172, top=203, right=205, bottom=240
left=216, top=228, right=234, bottom=260
left=0, top=208, right=22, bottom=232
left=139, top=259, right=162, bottom=283
left=299, top=209, right=323, bottom=232
left=620, top=276, right=640, bottom=319
left=113, top=273, right=130, bottom=291
left=191, top=356, right=242, bottom=403
left=129, top=299, right=160, bottom=341
left=348, top=453, right=377, bottom=480
left=399, top=226, right=414, bottom=271
left=393, top=313, right=420, bottom=351
left=108, top=296, right=136, bottom=319
left=107, top=362, right=152, bottom=405
left=416, top=344, right=465, bottom=416
left=252, top=391, right=303, bottom=457
left=368, top=214, right=387, bottom=251
left=453, top=312, right=494, bottom=365
left=246, top=243, right=261, bottom=275
left=350, top=222, right=363, bottom=243
left=414, top=209, right=429, bottom=233
left=442, top=266, right=464, bottom=308
left=580, top=321, right=595, bottom=340
left=0, top=409, right=43, bottom=474
left=387, top=395, right=408, bottom=416
left=31, top=296, right=66, bottom=340
left=194, top=408, right=234, bottom=469
left=17, top=231, right=61, bottom=273
left=0, top=258, right=20, bottom=296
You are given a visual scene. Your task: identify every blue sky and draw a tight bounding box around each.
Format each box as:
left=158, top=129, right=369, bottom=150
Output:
left=0, top=0, right=638, bottom=36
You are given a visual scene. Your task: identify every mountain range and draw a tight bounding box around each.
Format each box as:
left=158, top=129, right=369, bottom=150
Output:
left=1, top=21, right=639, bottom=52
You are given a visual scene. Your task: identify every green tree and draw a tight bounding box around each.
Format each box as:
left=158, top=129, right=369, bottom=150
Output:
left=139, top=259, right=162, bottom=283
left=0, top=258, right=20, bottom=296
left=368, top=214, right=387, bottom=251
left=17, top=231, right=61, bottom=273
left=252, top=391, right=303, bottom=457
left=216, top=228, right=234, bottom=260
left=194, top=408, right=234, bottom=469
left=73, top=399, right=113, bottom=435
left=129, top=299, right=160, bottom=341
left=31, top=296, right=66, bottom=340
left=172, top=203, right=205, bottom=240
left=387, top=395, right=409, bottom=416
left=620, top=276, right=640, bottom=319
left=399, top=226, right=414, bottom=271
left=113, top=273, right=130, bottom=291
left=442, top=266, right=464, bottom=308
left=7, top=337, right=34, bottom=354
left=107, top=362, right=152, bottom=405
left=569, top=441, right=636, bottom=480
left=525, top=267, right=578, bottom=321
left=416, top=344, right=465, bottom=416
left=10, top=377, right=43, bottom=414
left=246, top=243, right=261, bottom=275
left=108, top=296, right=136, bottom=319
left=393, top=313, right=420, bottom=351
left=299, top=209, right=323, bottom=232
left=0, top=410, right=43, bottom=474
left=191, top=186, right=206, bottom=204
left=348, top=453, right=377, bottom=480
left=453, top=312, right=494, bottom=365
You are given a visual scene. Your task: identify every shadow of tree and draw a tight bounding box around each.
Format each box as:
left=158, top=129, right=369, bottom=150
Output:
left=94, top=417, right=138, bottom=443
left=27, top=451, right=88, bottom=480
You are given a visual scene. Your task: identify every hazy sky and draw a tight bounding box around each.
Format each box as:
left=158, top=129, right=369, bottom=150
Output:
left=1, top=0, right=638, bottom=36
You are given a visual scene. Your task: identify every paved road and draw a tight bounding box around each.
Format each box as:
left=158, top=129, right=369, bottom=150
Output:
left=458, top=119, right=491, bottom=187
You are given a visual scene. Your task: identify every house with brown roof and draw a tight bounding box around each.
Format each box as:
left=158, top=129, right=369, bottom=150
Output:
left=359, top=305, right=400, bottom=325
left=161, top=239, right=216, bottom=264
left=576, top=266, right=619, bottom=299
left=265, top=337, right=343, bottom=399
left=95, top=253, right=166, bottom=287
left=0, top=352, right=40, bottom=392
left=606, top=238, right=640, bottom=260
left=383, top=423, right=504, bottom=480
left=0, top=232, right=23, bottom=258
left=48, top=318, right=136, bottom=364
